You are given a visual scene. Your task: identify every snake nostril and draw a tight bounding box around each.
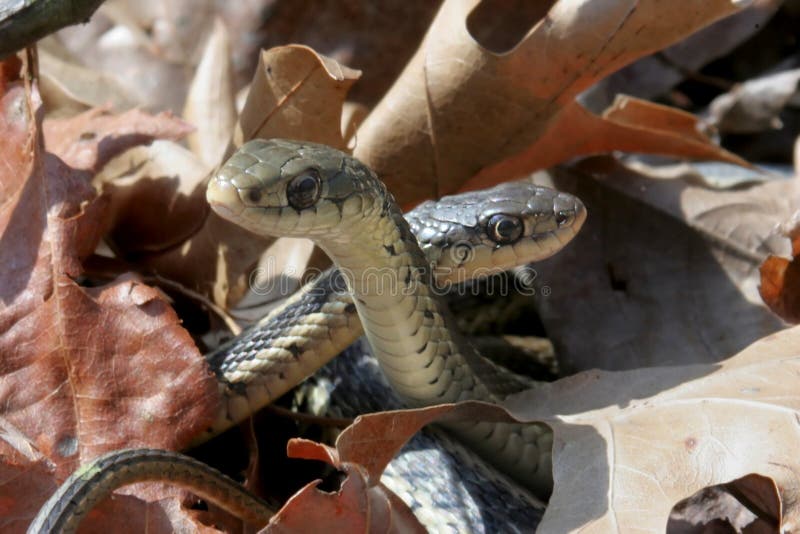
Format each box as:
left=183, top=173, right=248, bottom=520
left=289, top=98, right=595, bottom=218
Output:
left=555, top=210, right=571, bottom=226
left=247, top=189, right=262, bottom=203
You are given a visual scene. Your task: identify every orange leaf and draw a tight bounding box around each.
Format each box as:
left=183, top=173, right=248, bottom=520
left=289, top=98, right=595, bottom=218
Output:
left=759, top=226, right=800, bottom=323
left=354, top=0, right=745, bottom=207
left=465, top=97, right=749, bottom=192
left=277, top=440, right=425, bottom=534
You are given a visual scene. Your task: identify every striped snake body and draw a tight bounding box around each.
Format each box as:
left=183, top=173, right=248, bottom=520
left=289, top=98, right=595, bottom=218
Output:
left=202, top=148, right=584, bottom=445
left=207, top=139, right=585, bottom=493
left=315, top=339, right=547, bottom=531
left=29, top=139, right=586, bottom=533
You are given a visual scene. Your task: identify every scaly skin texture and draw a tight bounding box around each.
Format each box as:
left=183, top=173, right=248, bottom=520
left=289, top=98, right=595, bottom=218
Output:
left=207, top=139, right=586, bottom=495
left=28, top=143, right=586, bottom=533
left=27, top=449, right=273, bottom=534
left=201, top=177, right=586, bottom=441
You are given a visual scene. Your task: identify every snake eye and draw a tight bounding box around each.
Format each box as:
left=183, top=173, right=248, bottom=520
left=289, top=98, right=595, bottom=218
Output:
left=487, top=214, right=523, bottom=244
left=287, top=170, right=321, bottom=210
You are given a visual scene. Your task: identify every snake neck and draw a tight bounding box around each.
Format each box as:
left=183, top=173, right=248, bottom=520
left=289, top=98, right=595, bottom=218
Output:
left=319, top=198, right=496, bottom=406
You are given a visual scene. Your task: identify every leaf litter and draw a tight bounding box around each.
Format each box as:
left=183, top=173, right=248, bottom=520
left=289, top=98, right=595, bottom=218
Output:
left=1, top=0, right=799, bottom=532
left=0, top=56, right=219, bottom=531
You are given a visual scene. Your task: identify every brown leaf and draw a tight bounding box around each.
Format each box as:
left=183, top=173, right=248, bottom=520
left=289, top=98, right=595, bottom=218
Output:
left=0, top=430, right=56, bottom=533
left=528, top=158, right=787, bottom=372
left=144, top=46, right=360, bottom=307
left=222, top=1, right=438, bottom=107
left=38, top=48, right=138, bottom=116
left=275, top=439, right=425, bottom=534
left=0, top=59, right=218, bottom=530
left=234, top=45, right=361, bottom=151
left=183, top=18, right=237, bottom=169
left=43, top=106, right=194, bottom=172
left=96, top=141, right=210, bottom=255
left=500, top=325, right=800, bottom=532
left=759, top=225, right=800, bottom=323
left=354, top=0, right=746, bottom=207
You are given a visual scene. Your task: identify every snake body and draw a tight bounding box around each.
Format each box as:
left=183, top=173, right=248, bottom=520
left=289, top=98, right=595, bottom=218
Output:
left=203, top=166, right=584, bottom=441
left=29, top=139, right=586, bottom=532
left=27, top=449, right=274, bottom=533
left=313, top=339, right=547, bottom=532
left=207, top=139, right=585, bottom=493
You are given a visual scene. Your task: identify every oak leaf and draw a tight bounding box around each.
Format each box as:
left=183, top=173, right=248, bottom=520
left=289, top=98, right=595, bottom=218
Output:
left=353, top=0, right=748, bottom=207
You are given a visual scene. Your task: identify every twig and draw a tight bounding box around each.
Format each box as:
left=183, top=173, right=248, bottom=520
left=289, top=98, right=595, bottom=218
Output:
left=0, top=0, right=107, bottom=58
left=150, top=273, right=241, bottom=336
left=265, top=405, right=354, bottom=428
left=83, top=254, right=242, bottom=336
left=654, top=52, right=735, bottom=92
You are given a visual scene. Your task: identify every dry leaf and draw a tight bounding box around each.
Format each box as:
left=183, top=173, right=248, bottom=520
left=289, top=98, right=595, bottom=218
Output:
left=43, top=106, right=194, bottom=172
left=144, top=46, right=360, bottom=307
left=38, top=48, right=138, bottom=116
left=354, top=0, right=746, bottom=207
left=759, top=224, right=800, bottom=323
left=500, top=324, right=800, bottom=532
left=271, top=439, right=426, bottom=534
left=95, top=141, right=210, bottom=255
left=0, top=59, right=218, bottom=531
left=525, top=157, right=789, bottom=372
left=0, top=434, right=57, bottom=533
left=233, top=45, right=361, bottom=151
left=184, top=18, right=237, bottom=169
left=222, top=1, right=438, bottom=106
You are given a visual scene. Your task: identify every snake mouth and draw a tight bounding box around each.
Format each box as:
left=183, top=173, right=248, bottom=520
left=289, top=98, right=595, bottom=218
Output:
left=571, top=199, right=588, bottom=234
left=207, top=177, right=244, bottom=219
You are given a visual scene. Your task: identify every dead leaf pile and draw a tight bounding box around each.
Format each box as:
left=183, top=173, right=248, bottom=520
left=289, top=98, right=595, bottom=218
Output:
left=0, top=56, right=218, bottom=531
left=1, top=0, right=799, bottom=532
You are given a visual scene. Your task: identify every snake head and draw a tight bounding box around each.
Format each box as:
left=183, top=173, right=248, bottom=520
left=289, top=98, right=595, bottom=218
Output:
left=207, top=138, right=383, bottom=238
left=404, top=181, right=586, bottom=280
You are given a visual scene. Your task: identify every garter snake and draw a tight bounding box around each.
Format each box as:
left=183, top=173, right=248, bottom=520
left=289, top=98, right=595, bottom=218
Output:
left=206, top=139, right=584, bottom=493
left=27, top=449, right=274, bottom=534
left=29, top=139, right=585, bottom=533
left=203, top=168, right=585, bottom=441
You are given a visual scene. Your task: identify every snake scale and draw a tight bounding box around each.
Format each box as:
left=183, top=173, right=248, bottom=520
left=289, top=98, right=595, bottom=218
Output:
left=29, top=139, right=586, bottom=533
